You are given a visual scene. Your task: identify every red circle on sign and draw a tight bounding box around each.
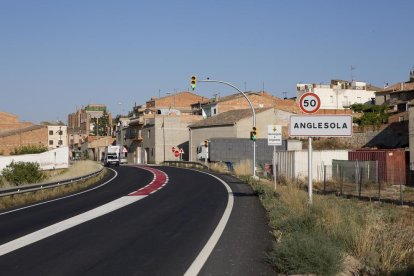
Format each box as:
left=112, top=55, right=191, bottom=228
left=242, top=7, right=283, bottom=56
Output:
left=174, top=150, right=180, bottom=157
left=299, top=92, right=321, bottom=114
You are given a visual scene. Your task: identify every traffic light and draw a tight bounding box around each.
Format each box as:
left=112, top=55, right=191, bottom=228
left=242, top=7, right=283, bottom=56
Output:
left=204, top=140, right=208, bottom=148
left=191, top=75, right=197, bottom=90
left=250, top=127, right=257, bottom=141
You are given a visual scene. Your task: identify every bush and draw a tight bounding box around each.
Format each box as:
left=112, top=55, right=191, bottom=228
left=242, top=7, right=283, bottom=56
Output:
left=11, top=145, right=48, bottom=155
left=268, top=231, right=343, bottom=275
left=2, top=161, right=45, bottom=185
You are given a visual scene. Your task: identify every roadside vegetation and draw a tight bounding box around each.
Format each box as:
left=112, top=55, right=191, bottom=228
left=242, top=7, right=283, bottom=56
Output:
left=209, top=160, right=414, bottom=275
left=10, top=145, right=48, bottom=155
left=0, top=160, right=106, bottom=210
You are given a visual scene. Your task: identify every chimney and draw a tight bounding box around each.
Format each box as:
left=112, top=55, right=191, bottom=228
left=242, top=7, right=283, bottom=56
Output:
left=410, top=68, right=414, bottom=82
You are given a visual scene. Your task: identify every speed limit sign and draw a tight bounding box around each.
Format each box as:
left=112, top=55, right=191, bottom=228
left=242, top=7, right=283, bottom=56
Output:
left=299, top=92, right=321, bottom=114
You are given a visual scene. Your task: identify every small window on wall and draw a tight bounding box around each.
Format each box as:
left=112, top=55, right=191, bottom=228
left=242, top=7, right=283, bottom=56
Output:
left=49, top=130, right=53, bottom=135
left=49, top=140, right=53, bottom=145
left=58, top=140, right=63, bottom=145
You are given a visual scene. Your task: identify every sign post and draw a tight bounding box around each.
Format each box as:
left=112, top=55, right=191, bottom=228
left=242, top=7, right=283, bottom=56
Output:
left=268, top=125, right=282, bottom=190
left=298, top=93, right=321, bottom=204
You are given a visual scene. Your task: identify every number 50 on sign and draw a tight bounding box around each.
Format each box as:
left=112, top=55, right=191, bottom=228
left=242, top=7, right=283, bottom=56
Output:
left=299, top=92, right=321, bottom=114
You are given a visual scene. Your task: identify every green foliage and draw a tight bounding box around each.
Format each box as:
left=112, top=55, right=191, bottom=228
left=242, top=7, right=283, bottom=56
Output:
left=91, top=110, right=111, bottom=136
left=11, top=145, right=48, bottom=155
left=1, top=161, right=45, bottom=185
left=268, top=231, right=343, bottom=275
left=350, top=103, right=389, bottom=127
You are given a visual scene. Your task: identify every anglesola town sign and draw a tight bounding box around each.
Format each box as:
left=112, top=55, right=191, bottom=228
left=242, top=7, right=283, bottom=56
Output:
left=289, top=115, right=353, bottom=137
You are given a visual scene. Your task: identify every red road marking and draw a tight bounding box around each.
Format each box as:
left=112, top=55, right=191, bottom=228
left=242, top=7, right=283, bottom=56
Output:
left=128, top=166, right=168, bottom=196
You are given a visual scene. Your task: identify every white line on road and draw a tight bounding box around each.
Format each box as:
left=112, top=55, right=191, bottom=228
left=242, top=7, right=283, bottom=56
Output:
left=0, top=196, right=145, bottom=256
left=0, top=168, right=119, bottom=216
left=184, top=171, right=234, bottom=276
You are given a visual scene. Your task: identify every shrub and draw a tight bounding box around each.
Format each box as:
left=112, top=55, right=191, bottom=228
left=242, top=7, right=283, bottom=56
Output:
left=268, top=231, right=343, bottom=275
left=11, top=145, right=48, bottom=155
left=2, top=161, right=45, bottom=185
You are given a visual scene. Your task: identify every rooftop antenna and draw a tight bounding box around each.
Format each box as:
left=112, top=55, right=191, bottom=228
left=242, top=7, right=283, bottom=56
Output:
left=350, top=65, right=356, bottom=81
left=262, top=81, right=265, bottom=93
left=282, top=92, right=287, bottom=99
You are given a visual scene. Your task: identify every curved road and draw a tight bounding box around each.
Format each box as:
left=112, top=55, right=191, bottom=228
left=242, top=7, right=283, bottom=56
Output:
left=0, top=165, right=273, bottom=275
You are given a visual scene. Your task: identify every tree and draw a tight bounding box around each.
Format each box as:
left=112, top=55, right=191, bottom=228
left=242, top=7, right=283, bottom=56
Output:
left=92, top=110, right=111, bottom=136
left=350, top=103, right=388, bottom=128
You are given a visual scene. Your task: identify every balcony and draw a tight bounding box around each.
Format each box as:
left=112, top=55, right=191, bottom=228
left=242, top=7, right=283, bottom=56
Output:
left=128, top=116, right=144, bottom=126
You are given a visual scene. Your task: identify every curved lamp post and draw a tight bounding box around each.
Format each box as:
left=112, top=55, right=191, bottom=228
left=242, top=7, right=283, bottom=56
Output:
left=197, top=79, right=257, bottom=178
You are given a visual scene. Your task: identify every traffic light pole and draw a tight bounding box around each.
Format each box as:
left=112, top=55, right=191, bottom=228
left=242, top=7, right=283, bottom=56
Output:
left=197, top=79, right=257, bottom=178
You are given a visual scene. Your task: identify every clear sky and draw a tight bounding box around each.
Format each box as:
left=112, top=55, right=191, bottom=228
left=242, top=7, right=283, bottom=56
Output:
left=1, top=0, right=413, bottom=123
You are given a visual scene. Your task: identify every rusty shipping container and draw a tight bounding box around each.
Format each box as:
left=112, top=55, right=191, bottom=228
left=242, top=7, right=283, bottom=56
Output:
left=348, top=150, right=406, bottom=185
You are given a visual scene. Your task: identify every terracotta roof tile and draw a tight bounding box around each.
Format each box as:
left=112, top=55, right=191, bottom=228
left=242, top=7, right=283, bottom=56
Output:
left=189, top=108, right=272, bottom=128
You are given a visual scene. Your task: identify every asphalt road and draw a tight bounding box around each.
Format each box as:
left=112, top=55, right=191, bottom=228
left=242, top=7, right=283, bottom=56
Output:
left=0, top=165, right=274, bottom=275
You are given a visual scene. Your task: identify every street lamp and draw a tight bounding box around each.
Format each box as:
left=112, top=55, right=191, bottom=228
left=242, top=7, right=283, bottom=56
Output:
left=196, top=78, right=257, bottom=178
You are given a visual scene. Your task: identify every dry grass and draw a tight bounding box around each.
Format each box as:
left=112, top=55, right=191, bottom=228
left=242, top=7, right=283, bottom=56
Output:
left=233, top=159, right=252, bottom=176
left=0, top=161, right=106, bottom=210
left=209, top=162, right=229, bottom=174
left=45, top=160, right=102, bottom=182
left=251, top=177, right=414, bottom=274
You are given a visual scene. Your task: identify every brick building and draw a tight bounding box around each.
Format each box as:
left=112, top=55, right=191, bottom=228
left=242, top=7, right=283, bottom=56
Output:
left=0, top=112, right=33, bottom=133
left=120, top=91, right=204, bottom=164
left=67, top=104, right=113, bottom=159
left=191, top=91, right=299, bottom=118
left=0, top=125, right=48, bottom=155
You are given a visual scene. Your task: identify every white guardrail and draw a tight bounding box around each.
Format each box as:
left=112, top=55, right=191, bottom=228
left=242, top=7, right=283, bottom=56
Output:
left=0, top=166, right=104, bottom=198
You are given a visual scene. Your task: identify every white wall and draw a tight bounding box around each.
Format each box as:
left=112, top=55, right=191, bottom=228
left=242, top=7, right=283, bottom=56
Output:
left=0, top=146, right=69, bottom=174
left=297, top=84, right=375, bottom=109
left=276, top=150, right=349, bottom=181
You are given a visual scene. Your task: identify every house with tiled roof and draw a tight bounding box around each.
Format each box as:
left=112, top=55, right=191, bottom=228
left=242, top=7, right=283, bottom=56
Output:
left=191, top=91, right=299, bottom=117
left=188, top=107, right=294, bottom=161
left=375, top=69, right=414, bottom=113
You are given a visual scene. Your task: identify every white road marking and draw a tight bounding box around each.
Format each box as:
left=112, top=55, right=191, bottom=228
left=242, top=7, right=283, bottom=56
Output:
left=0, top=166, right=169, bottom=256
left=0, top=168, right=119, bottom=216
left=0, top=196, right=145, bottom=256
left=184, top=171, right=234, bottom=276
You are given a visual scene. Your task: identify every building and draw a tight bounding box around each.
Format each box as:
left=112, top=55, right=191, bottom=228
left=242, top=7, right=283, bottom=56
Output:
left=188, top=108, right=294, bottom=161
left=119, top=92, right=205, bottom=164
left=296, top=80, right=378, bottom=110
left=375, top=69, right=414, bottom=115
left=141, top=115, right=202, bottom=164
left=40, top=121, right=68, bottom=150
left=0, top=125, right=48, bottom=155
left=67, top=104, right=113, bottom=159
left=0, top=112, right=33, bottom=133
left=191, top=91, right=299, bottom=118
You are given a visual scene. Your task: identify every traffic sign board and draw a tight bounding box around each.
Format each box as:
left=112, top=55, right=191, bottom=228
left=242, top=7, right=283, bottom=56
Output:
left=267, top=125, right=282, bottom=146
left=174, top=150, right=180, bottom=157
left=289, top=115, right=352, bottom=137
left=299, top=92, right=321, bottom=114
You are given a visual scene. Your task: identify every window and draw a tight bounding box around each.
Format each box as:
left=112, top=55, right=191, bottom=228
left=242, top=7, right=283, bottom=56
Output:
left=49, top=130, right=53, bottom=135
left=58, top=140, right=63, bottom=145
left=49, top=140, right=54, bottom=145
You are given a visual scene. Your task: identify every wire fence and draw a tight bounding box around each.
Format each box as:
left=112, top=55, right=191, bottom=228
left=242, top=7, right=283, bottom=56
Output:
left=319, top=160, right=412, bottom=205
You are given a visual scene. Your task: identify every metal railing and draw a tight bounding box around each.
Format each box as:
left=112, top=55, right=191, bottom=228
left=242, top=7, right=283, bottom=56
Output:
left=162, top=161, right=209, bottom=170
left=0, top=166, right=104, bottom=198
